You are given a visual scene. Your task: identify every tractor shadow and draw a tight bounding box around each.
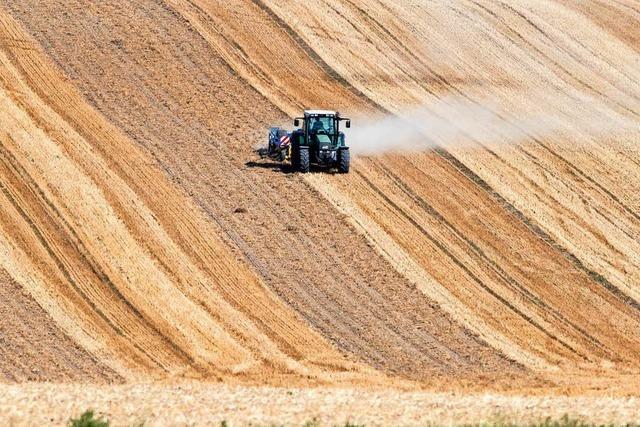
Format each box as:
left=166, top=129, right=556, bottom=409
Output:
left=245, top=160, right=297, bottom=174
left=245, top=161, right=340, bottom=175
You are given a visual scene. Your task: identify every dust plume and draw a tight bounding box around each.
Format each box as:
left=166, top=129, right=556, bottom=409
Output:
left=344, top=92, right=636, bottom=156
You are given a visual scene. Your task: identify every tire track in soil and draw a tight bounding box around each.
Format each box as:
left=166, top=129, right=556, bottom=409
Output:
left=0, top=267, right=121, bottom=383
left=353, top=165, right=583, bottom=359
left=0, top=141, right=193, bottom=374
left=372, top=159, right=615, bottom=361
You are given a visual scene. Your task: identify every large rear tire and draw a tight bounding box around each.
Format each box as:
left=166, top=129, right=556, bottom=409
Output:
left=290, top=143, right=300, bottom=170
left=299, top=147, right=310, bottom=173
left=338, top=148, right=350, bottom=173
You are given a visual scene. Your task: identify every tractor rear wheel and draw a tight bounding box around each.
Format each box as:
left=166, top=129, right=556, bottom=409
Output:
left=338, top=148, right=350, bottom=173
left=299, top=147, right=310, bottom=173
left=290, top=143, right=300, bottom=170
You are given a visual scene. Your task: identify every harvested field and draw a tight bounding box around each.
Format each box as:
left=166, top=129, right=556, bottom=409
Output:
left=0, top=0, right=638, bottom=424
left=3, top=382, right=640, bottom=426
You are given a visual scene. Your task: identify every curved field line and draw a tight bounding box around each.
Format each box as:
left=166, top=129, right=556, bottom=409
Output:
left=304, top=173, right=552, bottom=371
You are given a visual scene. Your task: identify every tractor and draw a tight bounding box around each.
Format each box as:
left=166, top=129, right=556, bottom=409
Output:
left=262, top=110, right=351, bottom=173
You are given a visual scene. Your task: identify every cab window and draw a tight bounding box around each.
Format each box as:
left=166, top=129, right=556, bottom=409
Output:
left=309, top=117, right=335, bottom=134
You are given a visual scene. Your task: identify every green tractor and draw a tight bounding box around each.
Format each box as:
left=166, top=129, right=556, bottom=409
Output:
left=265, top=110, right=351, bottom=173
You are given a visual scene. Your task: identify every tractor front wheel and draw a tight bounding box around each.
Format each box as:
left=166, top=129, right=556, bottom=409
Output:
left=338, top=148, right=350, bottom=173
left=299, top=147, right=310, bottom=173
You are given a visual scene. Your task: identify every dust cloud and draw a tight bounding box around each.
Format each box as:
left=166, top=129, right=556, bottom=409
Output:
left=344, top=93, right=636, bottom=156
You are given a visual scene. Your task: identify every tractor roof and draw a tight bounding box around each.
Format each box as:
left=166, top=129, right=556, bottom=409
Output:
left=304, top=109, right=337, bottom=116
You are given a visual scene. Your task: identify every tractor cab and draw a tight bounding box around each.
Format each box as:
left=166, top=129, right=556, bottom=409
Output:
left=295, top=111, right=351, bottom=149
left=303, top=113, right=339, bottom=148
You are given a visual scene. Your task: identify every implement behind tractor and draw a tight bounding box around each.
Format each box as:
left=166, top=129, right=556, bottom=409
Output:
left=260, top=110, right=351, bottom=173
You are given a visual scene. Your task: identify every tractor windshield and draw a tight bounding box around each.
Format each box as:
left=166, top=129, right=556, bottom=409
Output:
left=308, top=116, right=336, bottom=135
left=307, top=116, right=339, bottom=148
